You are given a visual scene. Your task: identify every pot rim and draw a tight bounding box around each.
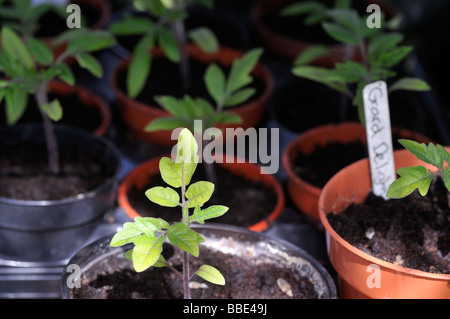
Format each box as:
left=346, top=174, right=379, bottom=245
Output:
left=60, top=222, right=337, bottom=299
left=118, top=153, right=284, bottom=232
left=318, top=148, right=450, bottom=280
left=0, top=124, right=122, bottom=207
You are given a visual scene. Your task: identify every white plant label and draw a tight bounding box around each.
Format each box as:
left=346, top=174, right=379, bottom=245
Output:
left=363, top=81, right=396, bottom=199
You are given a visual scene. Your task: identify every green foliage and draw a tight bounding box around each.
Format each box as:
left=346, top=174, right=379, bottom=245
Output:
left=111, top=128, right=228, bottom=293
left=110, top=0, right=219, bottom=98
left=281, top=0, right=351, bottom=26
left=0, top=26, right=115, bottom=125
left=291, top=7, right=430, bottom=125
left=386, top=139, right=450, bottom=199
left=144, top=48, right=263, bottom=132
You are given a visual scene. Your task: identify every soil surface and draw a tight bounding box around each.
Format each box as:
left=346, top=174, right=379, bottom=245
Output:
left=327, top=177, right=450, bottom=274
left=0, top=141, right=112, bottom=201
left=72, top=243, right=320, bottom=299
left=127, top=163, right=278, bottom=228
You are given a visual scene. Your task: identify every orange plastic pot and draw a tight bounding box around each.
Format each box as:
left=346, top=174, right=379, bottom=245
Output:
left=111, top=45, right=273, bottom=146
left=282, top=123, right=434, bottom=227
left=251, top=0, right=394, bottom=66
left=318, top=148, right=450, bottom=299
left=118, top=155, right=285, bottom=232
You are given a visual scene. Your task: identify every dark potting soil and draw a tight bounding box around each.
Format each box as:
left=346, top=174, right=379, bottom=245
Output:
left=327, top=177, right=450, bottom=274
left=127, top=163, right=278, bottom=228
left=293, top=141, right=368, bottom=188
left=0, top=142, right=112, bottom=201
left=72, top=244, right=319, bottom=299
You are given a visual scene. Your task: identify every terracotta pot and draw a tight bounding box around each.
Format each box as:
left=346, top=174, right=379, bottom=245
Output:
left=118, top=154, right=285, bottom=232
left=251, top=0, right=394, bottom=66
left=318, top=148, right=450, bottom=299
left=282, top=122, right=434, bottom=227
left=61, top=224, right=337, bottom=299
left=111, top=45, right=274, bottom=146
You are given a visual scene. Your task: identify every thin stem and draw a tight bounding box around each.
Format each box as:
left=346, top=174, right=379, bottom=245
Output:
left=183, top=251, right=190, bottom=299
left=35, top=81, right=59, bottom=174
left=171, top=18, right=190, bottom=92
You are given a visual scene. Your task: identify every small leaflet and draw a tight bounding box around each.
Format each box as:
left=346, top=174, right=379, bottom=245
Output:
left=363, top=81, right=396, bottom=199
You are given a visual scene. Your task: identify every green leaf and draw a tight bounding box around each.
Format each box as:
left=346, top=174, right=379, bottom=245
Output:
left=167, top=223, right=200, bottom=257
left=368, top=33, right=404, bottom=61
left=386, top=166, right=432, bottom=198
left=110, top=15, right=154, bottom=35
left=443, top=166, right=450, bottom=193
left=189, top=205, right=229, bottom=224
left=195, top=265, right=225, bottom=285
left=188, top=27, right=219, bottom=53
left=135, top=217, right=169, bottom=236
left=145, top=186, right=180, bottom=207
left=280, top=2, right=325, bottom=17
left=1, top=26, right=34, bottom=70
left=293, top=45, right=329, bottom=66
left=226, top=48, right=263, bottom=94
left=51, top=63, right=75, bottom=86
left=204, top=63, right=225, bottom=105
left=185, top=181, right=214, bottom=208
left=26, top=37, right=53, bottom=66
left=40, top=99, right=63, bottom=122
left=379, top=46, right=412, bottom=68
left=67, top=30, right=116, bottom=53
left=5, top=85, right=28, bottom=125
left=388, top=77, right=430, bottom=93
left=145, top=117, right=189, bottom=132
left=327, top=60, right=366, bottom=83
left=153, top=255, right=168, bottom=268
left=159, top=156, right=197, bottom=188
left=321, top=21, right=359, bottom=45
left=127, top=46, right=151, bottom=98
left=155, top=95, right=188, bottom=118
left=132, top=235, right=165, bottom=272
left=292, top=65, right=350, bottom=95
left=110, top=222, right=145, bottom=247
left=157, top=26, right=179, bottom=62
left=75, top=52, right=102, bottom=78
left=223, top=87, right=255, bottom=107
left=214, top=111, right=242, bottom=124
left=175, top=128, right=200, bottom=167
left=398, top=139, right=444, bottom=169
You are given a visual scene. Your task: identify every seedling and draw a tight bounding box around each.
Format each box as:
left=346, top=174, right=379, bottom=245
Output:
left=387, top=139, right=450, bottom=199
left=291, top=7, right=430, bottom=125
left=110, top=0, right=219, bottom=97
left=280, top=0, right=351, bottom=25
left=0, top=25, right=115, bottom=173
left=111, top=128, right=228, bottom=299
left=144, top=48, right=263, bottom=183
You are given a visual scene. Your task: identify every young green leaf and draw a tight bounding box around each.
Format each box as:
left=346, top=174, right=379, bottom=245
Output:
left=386, top=166, right=433, bottom=198
left=5, top=85, right=28, bottom=125
left=40, top=99, right=63, bottom=122
left=388, top=77, right=430, bottom=93
left=132, top=235, right=165, bottom=272
left=157, top=26, right=179, bottom=62
left=293, top=45, right=329, bottom=66
left=75, top=52, right=102, bottom=78
left=195, top=265, right=225, bottom=285
left=26, top=37, right=53, bottom=66
left=135, top=217, right=169, bottom=236
left=188, top=27, right=219, bottom=53
left=159, top=155, right=197, bottom=188
left=127, top=45, right=151, bottom=98
left=110, top=15, right=154, bottom=35
left=204, top=63, right=226, bottom=106
left=226, top=48, right=263, bottom=94
left=398, top=139, right=444, bottom=169
left=176, top=128, right=200, bottom=166
left=167, top=223, right=200, bottom=257
left=189, top=205, right=229, bottom=224
left=223, top=88, right=256, bottom=107
left=145, top=117, right=189, bottom=132
left=321, top=21, right=358, bottom=45
left=145, top=186, right=180, bottom=207
left=1, top=26, right=34, bottom=70
left=185, top=181, right=214, bottom=208
left=110, top=222, right=145, bottom=247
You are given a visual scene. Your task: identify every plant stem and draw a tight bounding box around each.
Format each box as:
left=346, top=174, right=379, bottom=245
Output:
left=35, top=81, right=60, bottom=174
left=183, top=251, right=191, bottom=299
left=171, top=18, right=190, bottom=92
